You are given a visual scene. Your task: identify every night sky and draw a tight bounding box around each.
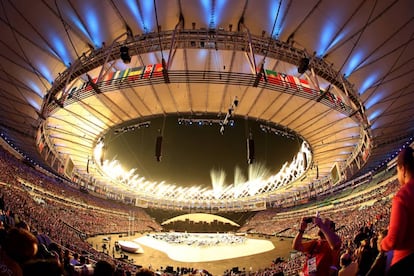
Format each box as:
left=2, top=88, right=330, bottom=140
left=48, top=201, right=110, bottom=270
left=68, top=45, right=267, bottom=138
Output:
left=105, top=116, right=301, bottom=188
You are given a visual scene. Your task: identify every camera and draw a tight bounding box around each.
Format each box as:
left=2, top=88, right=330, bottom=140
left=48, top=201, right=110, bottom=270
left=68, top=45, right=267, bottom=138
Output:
left=304, top=217, right=313, bottom=223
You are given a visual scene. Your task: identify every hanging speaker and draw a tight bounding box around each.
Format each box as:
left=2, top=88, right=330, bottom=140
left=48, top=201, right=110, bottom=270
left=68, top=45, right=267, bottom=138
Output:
left=120, top=46, right=131, bottom=64
left=247, top=138, right=255, bottom=164
left=100, top=147, right=104, bottom=166
left=297, top=57, right=309, bottom=74
left=316, top=165, right=319, bottom=179
left=303, top=152, right=308, bottom=169
left=155, top=136, right=163, bottom=162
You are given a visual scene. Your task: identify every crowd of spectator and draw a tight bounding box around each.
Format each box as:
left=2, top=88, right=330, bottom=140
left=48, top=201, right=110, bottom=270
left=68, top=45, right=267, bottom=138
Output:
left=231, top=174, right=399, bottom=275
left=0, top=144, right=405, bottom=275
left=0, top=147, right=162, bottom=275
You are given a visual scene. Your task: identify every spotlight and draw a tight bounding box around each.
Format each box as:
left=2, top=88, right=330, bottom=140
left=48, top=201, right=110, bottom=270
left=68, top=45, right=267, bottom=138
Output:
left=120, top=46, right=131, bottom=64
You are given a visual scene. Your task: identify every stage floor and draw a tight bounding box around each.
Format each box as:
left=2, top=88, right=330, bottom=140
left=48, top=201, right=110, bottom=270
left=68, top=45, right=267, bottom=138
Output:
left=88, top=233, right=293, bottom=275
left=135, top=233, right=275, bottom=262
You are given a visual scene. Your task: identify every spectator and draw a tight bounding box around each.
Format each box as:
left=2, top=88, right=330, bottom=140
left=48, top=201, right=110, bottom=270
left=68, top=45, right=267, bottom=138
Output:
left=3, top=227, right=38, bottom=266
left=70, top=253, right=81, bottom=266
left=353, top=227, right=367, bottom=248
left=63, top=249, right=72, bottom=274
left=73, top=255, right=93, bottom=276
left=0, top=245, right=23, bottom=276
left=93, top=260, right=115, bottom=276
left=354, top=239, right=374, bottom=276
left=135, top=268, right=154, bottom=276
left=381, top=147, right=414, bottom=275
left=22, top=259, right=63, bottom=276
left=293, top=216, right=342, bottom=276
left=338, top=252, right=358, bottom=276
left=0, top=194, right=5, bottom=211
left=15, top=220, right=30, bottom=231
left=366, top=229, right=389, bottom=276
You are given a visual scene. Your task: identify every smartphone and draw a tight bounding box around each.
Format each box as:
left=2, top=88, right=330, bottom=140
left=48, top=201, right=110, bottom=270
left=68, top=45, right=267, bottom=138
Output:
left=304, top=217, right=313, bottom=223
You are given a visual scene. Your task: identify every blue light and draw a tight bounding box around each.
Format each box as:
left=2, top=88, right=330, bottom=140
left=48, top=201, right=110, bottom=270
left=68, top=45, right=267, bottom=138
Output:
left=51, top=35, right=72, bottom=65
left=213, top=0, right=227, bottom=29
left=270, top=1, right=287, bottom=38
left=200, top=0, right=211, bottom=26
left=27, top=97, right=41, bottom=111
left=196, top=49, right=208, bottom=61
left=140, top=0, right=154, bottom=32
left=370, top=120, right=379, bottom=130
left=124, top=0, right=140, bottom=28
left=36, top=63, right=54, bottom=84
left=368, top=109, right=382, bottom=122
left=343, top=51, right=364, bottom=77
left=316, top=22, right=346, bottom=56
left=316, top=22, right=335, bottom=56
left=66, top=10, right=91, bottom=41
left=84, top=3, right=103, bottom=47
left=365, top=89, right=383, bottom=109
left=123, top=0, right=154, bottom=33
left=359, top=73, right=378, bottom=95
left=27, top=81, right=44, bottom=98
left=344, top=122, right=358, bottom=128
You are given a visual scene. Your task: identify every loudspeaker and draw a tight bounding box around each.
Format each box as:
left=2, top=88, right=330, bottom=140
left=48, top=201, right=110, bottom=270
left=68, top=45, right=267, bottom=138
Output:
left=247, top=138, right=255, bottom=164
left=100, top=146, right=104, bottom=166
left=303, top=152, right=307, bottom=169
left=298, top=57, right=309, bottom=74
left=155, top=136, right=163, bottom=162
left=316, top=165, right=319, bottom=179
left=120, top=46, right=131, bottom=64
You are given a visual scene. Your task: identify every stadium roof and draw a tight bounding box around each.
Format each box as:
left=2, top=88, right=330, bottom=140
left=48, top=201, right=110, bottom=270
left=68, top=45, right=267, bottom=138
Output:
left=0, top=0, right=413, bottom=203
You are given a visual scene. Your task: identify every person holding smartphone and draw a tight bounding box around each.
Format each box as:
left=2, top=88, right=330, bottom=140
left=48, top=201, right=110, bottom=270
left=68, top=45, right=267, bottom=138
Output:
left=293, top=215, right=342, bottom=276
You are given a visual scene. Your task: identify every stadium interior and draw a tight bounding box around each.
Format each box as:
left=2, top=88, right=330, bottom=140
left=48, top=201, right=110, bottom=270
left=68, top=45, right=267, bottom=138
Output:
left=0, top=0, right=413, bottom=275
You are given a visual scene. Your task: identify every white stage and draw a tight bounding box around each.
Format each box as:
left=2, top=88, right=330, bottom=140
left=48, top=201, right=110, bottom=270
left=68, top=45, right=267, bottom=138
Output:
left=134, top=233, right=275, bottom=262
left=118, top=240, right=145, bottom=254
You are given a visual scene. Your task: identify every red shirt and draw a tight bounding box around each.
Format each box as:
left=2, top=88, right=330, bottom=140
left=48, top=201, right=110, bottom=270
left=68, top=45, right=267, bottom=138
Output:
left=381, top=179, right=414, bottom=265
left=302, top=239, right=340, bottom=276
